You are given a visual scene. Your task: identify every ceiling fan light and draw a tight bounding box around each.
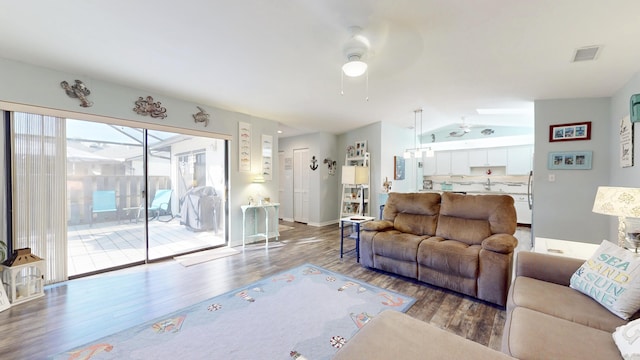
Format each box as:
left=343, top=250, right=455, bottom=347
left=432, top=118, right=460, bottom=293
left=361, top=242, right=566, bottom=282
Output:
left=342, top=59, right=367, bottom=77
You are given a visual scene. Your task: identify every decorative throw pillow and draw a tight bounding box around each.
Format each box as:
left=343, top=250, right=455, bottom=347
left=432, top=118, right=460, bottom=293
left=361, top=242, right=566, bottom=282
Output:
left=613, top=318, right=640, bottom=359
left=569, top=240, right=640, bottom=319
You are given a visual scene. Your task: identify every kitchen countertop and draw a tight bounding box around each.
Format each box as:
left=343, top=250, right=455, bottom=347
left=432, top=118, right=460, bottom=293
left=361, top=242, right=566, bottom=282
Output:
left=419, top=190, right=528, bottom=196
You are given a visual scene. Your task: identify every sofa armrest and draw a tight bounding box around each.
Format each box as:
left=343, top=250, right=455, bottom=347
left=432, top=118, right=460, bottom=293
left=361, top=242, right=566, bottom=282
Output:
left=481, top=234, right=518, bottom=254
left=362, top=220, right=394, bottom=231
left=515, top=251, right=584, bottom=286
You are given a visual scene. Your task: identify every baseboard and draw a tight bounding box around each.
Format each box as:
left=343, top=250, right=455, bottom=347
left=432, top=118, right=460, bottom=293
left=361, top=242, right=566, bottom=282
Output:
left=307, top=219, right=339, bottom=227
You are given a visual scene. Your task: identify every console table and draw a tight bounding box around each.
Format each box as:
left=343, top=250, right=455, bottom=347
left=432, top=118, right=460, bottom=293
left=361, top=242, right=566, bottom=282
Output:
left=241, top=203, right=280, bottom=248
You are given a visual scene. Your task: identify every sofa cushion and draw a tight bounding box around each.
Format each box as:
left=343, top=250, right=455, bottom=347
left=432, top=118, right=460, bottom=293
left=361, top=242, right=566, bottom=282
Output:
left=613, top=318, right=640, bottom=359
left=570, top=240, right=640, bottom=319
left=333, top=310, right=514, bottom=360
left=437, top=192, right=516, bottom=246
left=435, top=215, right=491, bottom=245
left=394, top=212, right=438, bottom=236
left=503, top=307, right=621, bottom=359
left=509, top=275, right=627, bottom=332
left=417, top=238, right=480, bottom=279
left=381, top=192, right=440, bottom=222
left=372, top=231, right=426, bottom=262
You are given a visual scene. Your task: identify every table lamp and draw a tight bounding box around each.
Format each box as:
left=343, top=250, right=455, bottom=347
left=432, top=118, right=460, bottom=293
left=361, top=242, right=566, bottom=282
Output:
left=592, top=186, right=640, bottom=249
left=342, top=165, right=369, bottom=216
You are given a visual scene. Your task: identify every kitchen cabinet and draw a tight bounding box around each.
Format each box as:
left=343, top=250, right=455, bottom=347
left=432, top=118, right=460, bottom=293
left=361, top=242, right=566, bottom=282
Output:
left=435, top=151, right=451, bottom=174
left=511, top=193, right=532, bottom=225
left=507, top=145, right=534, bottom=175
left=434, top=151, right=470, bottom=175
left=450, top=151, right=470, bottom=175
left=422, top=153, right=436, bottom=175
left=469, top=148, right=507, bottom=167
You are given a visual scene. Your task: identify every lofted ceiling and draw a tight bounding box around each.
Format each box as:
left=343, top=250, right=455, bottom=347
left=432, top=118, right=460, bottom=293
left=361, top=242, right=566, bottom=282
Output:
left=1, top=1, right=640, bottom=138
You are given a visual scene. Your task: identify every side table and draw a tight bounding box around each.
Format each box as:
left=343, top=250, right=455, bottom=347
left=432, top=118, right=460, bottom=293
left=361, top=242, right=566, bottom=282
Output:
left=340, top=216, right=375, bottom=262
left=534, top=237, right=600, bottom=260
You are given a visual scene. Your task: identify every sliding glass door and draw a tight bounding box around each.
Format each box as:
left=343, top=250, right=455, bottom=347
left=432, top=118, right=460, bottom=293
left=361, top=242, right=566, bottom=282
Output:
left=66, top=120, right=147, bottom=276
left=10, top=112, right=228, bottom=280
left=146, top=129, right=226, bottom=261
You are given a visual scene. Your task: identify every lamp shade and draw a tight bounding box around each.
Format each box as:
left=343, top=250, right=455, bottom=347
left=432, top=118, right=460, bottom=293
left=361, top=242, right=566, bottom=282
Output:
left=342, top=166, right=369, bottom=185
left=342, top=60, right=367, bottom=77
left=592, top=186, right=640, bottom=217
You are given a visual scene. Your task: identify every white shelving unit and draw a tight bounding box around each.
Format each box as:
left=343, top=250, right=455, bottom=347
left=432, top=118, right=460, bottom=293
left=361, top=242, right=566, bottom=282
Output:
left=340, top=152, right=370, bottom=218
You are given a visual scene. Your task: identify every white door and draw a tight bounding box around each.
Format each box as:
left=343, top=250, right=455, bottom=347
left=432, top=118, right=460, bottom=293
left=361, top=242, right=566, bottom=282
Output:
left=293, top=148, right=309, bottom=223
left=278, top=151, right=292, bottom=221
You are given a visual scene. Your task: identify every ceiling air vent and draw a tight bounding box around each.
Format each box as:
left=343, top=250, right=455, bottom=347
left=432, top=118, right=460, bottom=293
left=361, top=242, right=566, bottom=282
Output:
left=572, top=46, right=600, bottom=62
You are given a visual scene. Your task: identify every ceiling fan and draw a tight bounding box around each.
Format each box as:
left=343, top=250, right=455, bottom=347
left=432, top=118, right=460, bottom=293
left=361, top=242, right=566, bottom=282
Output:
left=448, top=118, right=473, bottom=137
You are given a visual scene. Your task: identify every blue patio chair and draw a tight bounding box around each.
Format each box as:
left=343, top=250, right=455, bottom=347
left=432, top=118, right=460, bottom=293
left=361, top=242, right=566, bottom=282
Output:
left=138, top=189, right=174, bottom=222
left=91, top=190, right=119, bottom=226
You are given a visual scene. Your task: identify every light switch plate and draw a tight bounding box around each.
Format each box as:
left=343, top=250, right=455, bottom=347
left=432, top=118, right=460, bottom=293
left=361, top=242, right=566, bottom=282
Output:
left=548, top=174, right=556, bottom=182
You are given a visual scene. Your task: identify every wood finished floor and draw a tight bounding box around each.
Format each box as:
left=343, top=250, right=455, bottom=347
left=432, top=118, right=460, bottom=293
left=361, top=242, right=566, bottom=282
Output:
left=0, top=221, right=528, bottom=360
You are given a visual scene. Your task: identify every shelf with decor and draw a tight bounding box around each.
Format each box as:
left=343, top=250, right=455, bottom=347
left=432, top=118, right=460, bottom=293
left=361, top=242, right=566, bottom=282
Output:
left=340, top=144, right=370, bottom=218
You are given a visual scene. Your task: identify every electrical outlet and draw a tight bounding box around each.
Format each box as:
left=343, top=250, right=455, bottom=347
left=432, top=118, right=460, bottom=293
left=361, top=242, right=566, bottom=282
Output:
left=548, top=174, right=556, bottom=182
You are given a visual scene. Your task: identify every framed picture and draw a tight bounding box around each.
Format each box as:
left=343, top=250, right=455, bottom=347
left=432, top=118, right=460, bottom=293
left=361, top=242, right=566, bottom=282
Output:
left=620, top=115, right=634, bottom=168
left=549, top=121, right=591, bottom=142
left=394, top=156, right=405, bottom=180
left=261, top=134, right=273, bottom=180
left=355, top=141, right=367, bottom=157
left=238, top=122, right=251, bottom=172
left=547, top=151, right=593, bottom=170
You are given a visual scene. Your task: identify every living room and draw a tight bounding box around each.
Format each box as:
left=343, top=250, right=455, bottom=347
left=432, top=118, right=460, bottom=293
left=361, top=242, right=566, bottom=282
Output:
left=1, top=2, right=640, bottom=359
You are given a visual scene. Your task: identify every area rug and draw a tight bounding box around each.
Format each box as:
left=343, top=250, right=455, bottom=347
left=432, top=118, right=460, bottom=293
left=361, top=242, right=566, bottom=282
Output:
left=51, top=264, right=415, bottom=360
left=173, top=247, right=240, bottom=267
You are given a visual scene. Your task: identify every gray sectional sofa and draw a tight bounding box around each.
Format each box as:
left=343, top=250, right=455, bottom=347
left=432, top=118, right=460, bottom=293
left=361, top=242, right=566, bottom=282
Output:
left=502, top=251, right=630, bottom=359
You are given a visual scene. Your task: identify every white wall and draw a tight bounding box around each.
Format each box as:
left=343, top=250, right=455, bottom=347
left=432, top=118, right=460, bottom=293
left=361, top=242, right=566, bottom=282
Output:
left=533, top=98, right=611, bottom=243
left=278, top=132, right=339, bottom=226
left=0, top=58, right=279, bottom=247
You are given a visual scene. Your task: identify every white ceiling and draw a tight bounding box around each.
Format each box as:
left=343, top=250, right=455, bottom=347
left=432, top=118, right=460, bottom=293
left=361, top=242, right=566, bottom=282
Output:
left=2, top=1, right=640, bottom=137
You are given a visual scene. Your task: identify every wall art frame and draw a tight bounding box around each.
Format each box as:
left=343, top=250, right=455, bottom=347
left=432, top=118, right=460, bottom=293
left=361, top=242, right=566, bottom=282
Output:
left=238, top=122, right=251, bottom=172
left=547, top=151, right=593, bottom=170
left=394, top=155, right=405, bottom=180
left=355, top=140, right=367, bottom=157
left=261, top=134, right=273, bottom=180
left=549, top=121, right=591, bottom=142
left=620, top=115, right=634, bottom=168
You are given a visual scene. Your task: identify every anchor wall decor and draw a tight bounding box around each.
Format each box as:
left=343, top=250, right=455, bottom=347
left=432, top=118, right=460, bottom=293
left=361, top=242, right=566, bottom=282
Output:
left=133, top=96, right=167, bottom=119
left=60, top=79, right=93, bottom=107
left=310, top=156, right=318, bottom=170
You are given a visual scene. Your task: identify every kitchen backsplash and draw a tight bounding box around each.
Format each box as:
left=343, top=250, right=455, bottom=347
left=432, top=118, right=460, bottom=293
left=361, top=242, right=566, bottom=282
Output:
left=423, top=175, right=529, bottom=194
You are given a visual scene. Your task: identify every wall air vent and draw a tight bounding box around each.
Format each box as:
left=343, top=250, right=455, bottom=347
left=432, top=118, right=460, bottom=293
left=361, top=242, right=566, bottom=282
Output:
left=572, top=46, right=600, bottom=62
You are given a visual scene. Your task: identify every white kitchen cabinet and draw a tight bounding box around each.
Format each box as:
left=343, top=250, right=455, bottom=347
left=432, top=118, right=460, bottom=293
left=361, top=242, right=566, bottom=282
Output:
left=450, top=150, right=470, bottom=175
left=511, top=193, right=532, bottom=225
left=469, top=148, right=507, bottom=167
left=507, top=145, right=534, bottom=175
left=423, top=153, right=437, bottom=175
left=435, top=151, right=451, bottom=175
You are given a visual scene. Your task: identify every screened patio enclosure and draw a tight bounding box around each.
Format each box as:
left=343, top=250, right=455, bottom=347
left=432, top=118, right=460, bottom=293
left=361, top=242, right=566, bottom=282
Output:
left=10, top=113, right=228, bottom=281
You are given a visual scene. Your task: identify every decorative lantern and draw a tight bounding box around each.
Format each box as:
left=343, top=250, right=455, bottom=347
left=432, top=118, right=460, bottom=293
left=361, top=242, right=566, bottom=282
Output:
left=1, top=248, right=46, bottom=304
